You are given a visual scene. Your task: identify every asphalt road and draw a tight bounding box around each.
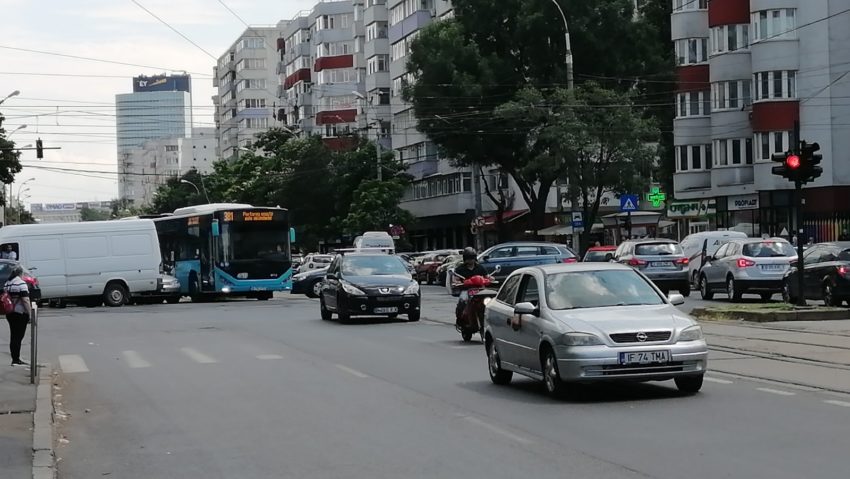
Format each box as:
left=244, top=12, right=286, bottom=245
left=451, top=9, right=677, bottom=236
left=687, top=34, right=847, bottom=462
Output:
left=39, top=289, right=850, bottom=479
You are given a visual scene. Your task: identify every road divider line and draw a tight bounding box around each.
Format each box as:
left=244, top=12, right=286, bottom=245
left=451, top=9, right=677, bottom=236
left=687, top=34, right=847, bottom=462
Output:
left=256, top=354, right=284, bottom=360
left=180, top=347, right=218, bottom=364
left=122, top=350, right=151, bottom=368
left=335, top=364, right=369, bottom=378
left=824, top=399, right=850, bottom=408
left=58, top=354, right=89, bottom=373
left=704, top=376, right=734, bottom=384
left=756, top=387, right=796, bottom=396
left=462, top=416, right=534, bottom=445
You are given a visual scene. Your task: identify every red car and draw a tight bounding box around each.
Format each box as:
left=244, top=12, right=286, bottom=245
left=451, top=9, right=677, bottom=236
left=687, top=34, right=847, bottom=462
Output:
left=415, top=252, right=450, bottom=284
left=582, top=245, right=617, bottom=263
left=0, top=259, right=42, bottom=302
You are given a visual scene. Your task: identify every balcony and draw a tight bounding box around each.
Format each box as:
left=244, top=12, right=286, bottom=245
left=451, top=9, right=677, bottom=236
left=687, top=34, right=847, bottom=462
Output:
left=388, top=10, right=433, bottom=44
left=365, top=4, right=388, bottom=25
left=316, top=108, right=357, bottom=125
left=314, top=54, right=354, bottom=72
left=673, top=170, right=711, bottom=195
left=284, top=68, right=311, bottom=89
left=406, top=158, right=438, bottom=179
left=401, top=191, right=475, bottom=218
left=712, top=165, right=754, bottom=188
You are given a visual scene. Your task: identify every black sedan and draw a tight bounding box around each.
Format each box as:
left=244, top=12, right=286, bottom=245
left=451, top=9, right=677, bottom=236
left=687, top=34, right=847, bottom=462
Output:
left=291, top=266, right=329, bottom=298
left=319, top=253, right=420, bottom=323
left=783, top=241, right=850, bottom=306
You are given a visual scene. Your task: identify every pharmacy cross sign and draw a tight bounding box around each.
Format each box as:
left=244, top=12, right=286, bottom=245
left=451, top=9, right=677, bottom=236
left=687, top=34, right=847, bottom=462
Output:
left=646, top=187, right=667, bottom=208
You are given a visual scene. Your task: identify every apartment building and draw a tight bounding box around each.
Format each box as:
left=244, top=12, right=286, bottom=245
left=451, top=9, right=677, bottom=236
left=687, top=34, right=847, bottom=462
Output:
left=214, top=26, right=287, bottom=160
left=178, top=127, right=218, bottom=175
left=121, top=137, right=182, bottom=206
left=670, top=0, right=850, bottom=240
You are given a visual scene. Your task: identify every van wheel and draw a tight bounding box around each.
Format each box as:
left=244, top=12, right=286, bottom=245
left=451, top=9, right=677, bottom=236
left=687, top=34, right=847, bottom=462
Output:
left=104, top=282, right=128, bottom=307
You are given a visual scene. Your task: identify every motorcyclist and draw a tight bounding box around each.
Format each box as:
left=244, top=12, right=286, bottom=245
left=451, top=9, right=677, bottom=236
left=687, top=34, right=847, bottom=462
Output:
left=453, top=247, right=488, bottom=319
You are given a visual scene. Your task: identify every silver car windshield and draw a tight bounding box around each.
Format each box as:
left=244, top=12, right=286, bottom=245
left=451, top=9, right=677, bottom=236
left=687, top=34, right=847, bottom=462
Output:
left=742, top=242, right=796, bottom=257
left=545, top=270, right=665, bottom=310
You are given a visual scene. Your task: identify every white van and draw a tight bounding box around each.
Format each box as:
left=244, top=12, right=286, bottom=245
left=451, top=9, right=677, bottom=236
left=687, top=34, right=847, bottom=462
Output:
left=680, top=230, right=748, bottom=287
left=353, top=231, right=395, bottom=254
left=0, top=220, right=161, bottom=307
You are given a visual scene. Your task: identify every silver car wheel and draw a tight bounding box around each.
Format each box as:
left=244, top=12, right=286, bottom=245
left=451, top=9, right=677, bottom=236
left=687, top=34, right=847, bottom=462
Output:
left=544, top=355, right=557, bottom=393
left=488, top=346, right=500, bottom=376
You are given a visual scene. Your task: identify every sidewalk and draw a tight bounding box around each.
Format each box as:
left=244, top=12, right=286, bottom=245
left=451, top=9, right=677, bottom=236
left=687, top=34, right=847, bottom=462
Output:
left=0, top=361, right=36, bottom=479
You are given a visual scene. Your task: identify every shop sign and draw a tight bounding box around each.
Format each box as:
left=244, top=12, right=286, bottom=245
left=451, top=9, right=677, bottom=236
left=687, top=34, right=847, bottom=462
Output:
left=728, top=194, right=759, bottom=211
left=667, top=200, right=716, bottom=218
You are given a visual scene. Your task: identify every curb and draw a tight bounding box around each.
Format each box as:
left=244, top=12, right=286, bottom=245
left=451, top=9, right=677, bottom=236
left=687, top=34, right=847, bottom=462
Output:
left=692, top=307, right=850, bottom=322
left=32, top=364, right=55, bottom=479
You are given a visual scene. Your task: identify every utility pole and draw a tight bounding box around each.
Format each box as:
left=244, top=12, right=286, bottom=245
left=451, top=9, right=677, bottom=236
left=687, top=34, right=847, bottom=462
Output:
left=792, top=120, right=805, bottom=307
left=472, top=165, right=483, bottom=251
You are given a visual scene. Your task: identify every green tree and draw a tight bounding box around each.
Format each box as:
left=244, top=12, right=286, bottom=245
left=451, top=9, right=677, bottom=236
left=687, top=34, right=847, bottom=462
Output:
left=342, top=178, right=415, bottom=234
left=79, top=206, right=111, bottom=221
left=146, top=168, right=211, bottom=214
left=404, top=0, right=672, bottom=229
left=498, top=83, right=658, bottom=250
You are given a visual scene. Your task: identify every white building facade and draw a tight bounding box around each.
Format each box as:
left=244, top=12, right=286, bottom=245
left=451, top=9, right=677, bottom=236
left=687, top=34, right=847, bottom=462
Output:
left=179, top=127, right=218, bottom=175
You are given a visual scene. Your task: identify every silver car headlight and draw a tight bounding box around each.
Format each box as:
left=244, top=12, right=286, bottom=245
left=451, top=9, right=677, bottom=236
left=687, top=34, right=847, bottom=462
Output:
left=404, top=282, right=420, bottom=294
left=293, top=273, right=308, bottom=281
left=341, top=281, right=366, bottom=296
left=679, top=325, right=704, bottom=341
left=560, top=332, right=604, bottom=346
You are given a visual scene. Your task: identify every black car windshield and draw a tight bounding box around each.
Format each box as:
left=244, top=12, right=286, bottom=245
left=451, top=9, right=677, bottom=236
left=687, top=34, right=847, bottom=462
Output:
left=743, top=241, right=796, bottom=257
left=545, top=270, right=664, bottom=310
left=635, top=243, right=683, bottom=256
left=342, top=256, right=408, bottom=276
left=584, top=251, right=614, bottom=262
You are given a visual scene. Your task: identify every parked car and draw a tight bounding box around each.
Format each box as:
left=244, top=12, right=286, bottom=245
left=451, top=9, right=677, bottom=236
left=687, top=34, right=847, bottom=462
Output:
left=679, top=231, right=748, bottom=288
left=291, top=266, right=330, bottom=298
left=320, top=252, right=420, bottom=323
left=416, top=252, right=452, bottom=284
left=613, top=239, right=690, bottom=296
left=478, top=242, right=577, bottom=282
left=0, top=259, right=41, bottom=303
left=698, top=238, right=797, bottom=301
left=132, top=274, right=182, bottom=305
left=582, top=245, right=617, bottom=262
left=782, top=241, right=850, bottom=306
left=483, top=263, right=708, bottom=397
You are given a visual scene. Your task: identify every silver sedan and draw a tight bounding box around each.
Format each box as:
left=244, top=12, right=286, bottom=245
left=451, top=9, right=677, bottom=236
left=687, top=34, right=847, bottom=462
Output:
left=483, top=263, right=708, bottom=398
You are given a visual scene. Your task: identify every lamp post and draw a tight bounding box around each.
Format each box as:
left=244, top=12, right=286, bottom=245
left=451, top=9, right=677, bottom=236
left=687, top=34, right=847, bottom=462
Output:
left=0, top=90, right=20, bottom=106
left=353, top=91, right=383, bottom=181
left=180, top=179, right=210, bottom=204
left=7, top=125, right=27, bottom=137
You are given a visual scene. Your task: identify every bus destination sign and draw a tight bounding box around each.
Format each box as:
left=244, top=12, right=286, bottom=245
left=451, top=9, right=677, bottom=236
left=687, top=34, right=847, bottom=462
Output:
left=243, top=211, right=275, bottom=222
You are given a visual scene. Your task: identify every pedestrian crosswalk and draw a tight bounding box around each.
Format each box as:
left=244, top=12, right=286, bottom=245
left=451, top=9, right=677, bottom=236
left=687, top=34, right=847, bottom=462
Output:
left=56, top=347, right=285, bottom=374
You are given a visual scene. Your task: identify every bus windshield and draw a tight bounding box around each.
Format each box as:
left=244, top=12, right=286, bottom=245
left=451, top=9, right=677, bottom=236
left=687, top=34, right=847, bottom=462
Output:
left=221, top=220, right=290, bottom=264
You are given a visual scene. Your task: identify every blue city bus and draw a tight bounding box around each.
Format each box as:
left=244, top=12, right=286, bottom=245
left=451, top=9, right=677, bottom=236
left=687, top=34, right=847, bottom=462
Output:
left=152, top=204, right=295, bottom=300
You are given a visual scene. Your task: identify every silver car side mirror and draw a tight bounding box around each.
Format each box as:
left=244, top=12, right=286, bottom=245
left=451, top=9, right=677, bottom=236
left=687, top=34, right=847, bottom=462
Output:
left=514, top=301, right=537, bottom=316
left=668, top=293, right=686, bottom=306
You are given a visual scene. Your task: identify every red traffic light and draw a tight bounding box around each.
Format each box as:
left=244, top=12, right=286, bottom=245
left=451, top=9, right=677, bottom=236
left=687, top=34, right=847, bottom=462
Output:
left=786, top=154, right=801, bottom=169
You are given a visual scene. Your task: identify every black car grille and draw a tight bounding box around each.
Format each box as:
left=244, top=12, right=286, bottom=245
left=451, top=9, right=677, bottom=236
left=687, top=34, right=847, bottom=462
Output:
left=609, top=331, right=671, bottom=343
left=375, top=295, right=403, bottom=302
left=600, top=362, right=684, bottom=376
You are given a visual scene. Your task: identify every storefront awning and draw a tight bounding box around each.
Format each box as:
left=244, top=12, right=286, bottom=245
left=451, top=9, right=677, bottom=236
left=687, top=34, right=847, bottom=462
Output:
left=481, top=210, right=528, bottom=225
left=537, top=225, right=573, bottom=236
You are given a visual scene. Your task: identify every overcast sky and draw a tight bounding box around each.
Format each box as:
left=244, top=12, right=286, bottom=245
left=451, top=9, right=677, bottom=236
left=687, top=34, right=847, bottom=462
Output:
left=0, top=0, right=319, bottom=206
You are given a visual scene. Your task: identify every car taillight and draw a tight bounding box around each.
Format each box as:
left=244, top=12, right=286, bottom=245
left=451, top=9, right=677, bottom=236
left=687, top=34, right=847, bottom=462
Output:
left=838, top=266, right=849, bottom=278
left=628, top=258, right=647, bottom=266
left=675, top=258, right=689, bottom=265
left=737, top=258, right=756, bottom=268
left=562, top=257, right=577, bottom=263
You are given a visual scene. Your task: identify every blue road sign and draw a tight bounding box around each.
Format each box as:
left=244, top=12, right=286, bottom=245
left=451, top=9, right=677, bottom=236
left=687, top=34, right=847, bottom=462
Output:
left=620, top=195, right=639, bottom=212
left=571, top=212, right=583, bottom=229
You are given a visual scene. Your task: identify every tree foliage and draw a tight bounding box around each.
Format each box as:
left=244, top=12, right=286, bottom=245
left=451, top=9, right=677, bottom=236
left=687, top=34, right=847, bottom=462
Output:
left=342, top=178, right=415, bottom=234
left=0, top=113, right=24, bottom=205
left=404, top=0, right=673, bottom=229
left=80, top=207, right=111, bottom=222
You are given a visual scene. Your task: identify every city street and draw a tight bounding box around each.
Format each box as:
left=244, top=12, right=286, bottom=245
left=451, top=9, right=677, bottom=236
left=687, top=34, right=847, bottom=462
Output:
left=36, top=287, right=850, bottom=479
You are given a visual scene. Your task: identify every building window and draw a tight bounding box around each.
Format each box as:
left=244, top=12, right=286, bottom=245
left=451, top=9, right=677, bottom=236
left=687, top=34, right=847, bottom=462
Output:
left=317, top=42, right=353, bottom=58
left=675, top=91, right=710, bottom=117
left=317, top=68, right=357, bottom=85
left=236, top=58, right=266, bottom=71
left=235, top=37, right=264, bottom=52
left=366, top=22, right=388, bottom=42
left=753, top=71, right=797, bottom=101
left=713, top=138, right=754, bottom=167
left=367, top=55, right=389, bottom=74
left=239, top=117, right=269, bottom=129
left=675, top=144, right=712, bottom=172
left=711, top=24, right=749, bottom=54
left=672, top=0, right=707, bottom=11
left=751, top=9, right=796, bottom=42
left=753, top=131, right=794, bottom=161
left=674, top=38, right=708, bottom=66
left=236, top=79, right=267, bottom=92
left=390, top=0, right=433, bottom=26
left=238, top=98, right=266, bottom=111
left=711, top=80, right=752, bottom=111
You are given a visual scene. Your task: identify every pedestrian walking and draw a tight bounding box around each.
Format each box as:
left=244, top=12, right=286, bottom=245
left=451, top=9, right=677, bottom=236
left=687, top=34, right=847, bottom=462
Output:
left=4, top=264, right=31, bottom=366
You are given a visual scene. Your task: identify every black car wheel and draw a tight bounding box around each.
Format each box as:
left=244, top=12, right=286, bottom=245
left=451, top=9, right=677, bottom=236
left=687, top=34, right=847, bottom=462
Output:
left=675, top=374, right=704, bottom=394
left=487, top=340, right=512, bottom=385
left=760, top=293, right=773, bottom=301
left=782, top=279, right=796, bottom=304
left=699, top=275, right=714, bottom=300
left=320, top=298, right=332, bottom=321
left=824, top=283, right=841, bottom=307
left=408, top=310, right=420, bottom=322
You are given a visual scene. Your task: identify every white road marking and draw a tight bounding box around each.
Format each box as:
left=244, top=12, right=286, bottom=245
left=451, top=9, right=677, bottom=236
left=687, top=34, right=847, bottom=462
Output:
left=335, top=364, right=369, bottom=378
left=462, top=416, right=534, bottom=445
left=122, top=350, right=151, bottom=368
left=757, top=387, right=796, bottom=396
left=58, top=355, right=89, bottom=373
left=824, top=400, right=850, bottom=408
left=704, top=376, right=733, bottom=384
left=180, top=347, right=218, bottom=364
left=256, top=354, right=284, bottom=360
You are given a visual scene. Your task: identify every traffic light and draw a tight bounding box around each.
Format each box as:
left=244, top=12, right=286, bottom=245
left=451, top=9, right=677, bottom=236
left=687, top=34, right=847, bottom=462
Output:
left=36, top=138, right=43, bottom=159
left=799, top=141, right=823, bottom=183
left=771, top=151, right=801, bottom=181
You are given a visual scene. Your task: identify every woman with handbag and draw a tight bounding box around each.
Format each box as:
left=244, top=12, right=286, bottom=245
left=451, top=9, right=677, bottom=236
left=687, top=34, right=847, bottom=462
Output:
left=4, top=264, right=32, bottom=366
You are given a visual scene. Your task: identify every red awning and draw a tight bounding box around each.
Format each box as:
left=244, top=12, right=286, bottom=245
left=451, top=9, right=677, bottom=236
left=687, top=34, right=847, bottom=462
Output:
left=482, top=210, right=528, bottom=226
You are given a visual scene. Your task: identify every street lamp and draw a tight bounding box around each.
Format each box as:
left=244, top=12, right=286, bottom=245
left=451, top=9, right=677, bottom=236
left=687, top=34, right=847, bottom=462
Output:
left=8, top=124, right=27, bottom=137
left=548, top=0, right=574, bottom=90
left=353, top=90, right=383, bottom=181
left=180, top=179, right=210, bottom=204
left=0, top=90, right=20, bottom=106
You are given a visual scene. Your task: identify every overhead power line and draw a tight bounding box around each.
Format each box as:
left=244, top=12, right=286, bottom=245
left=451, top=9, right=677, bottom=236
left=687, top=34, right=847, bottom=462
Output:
left=129, top=0, right=218, bottom=60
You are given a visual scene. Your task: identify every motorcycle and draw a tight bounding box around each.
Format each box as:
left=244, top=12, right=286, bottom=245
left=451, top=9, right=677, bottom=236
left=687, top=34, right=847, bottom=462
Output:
left=452, top=267, right=500, bottom=342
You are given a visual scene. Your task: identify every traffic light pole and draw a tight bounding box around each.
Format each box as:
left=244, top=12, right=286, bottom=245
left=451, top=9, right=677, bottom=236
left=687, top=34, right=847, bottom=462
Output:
left=794, top=178, right=806, bottom=307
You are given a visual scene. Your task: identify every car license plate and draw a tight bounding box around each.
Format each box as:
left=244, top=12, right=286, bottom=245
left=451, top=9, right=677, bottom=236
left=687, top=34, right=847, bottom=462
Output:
left=760, top=264, right=784, bottom=271
left=651, top=261, right=673, bottom=267
left=374, top=307, right=398, bottom=314
left=619, top=350, right=670, bottom=365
